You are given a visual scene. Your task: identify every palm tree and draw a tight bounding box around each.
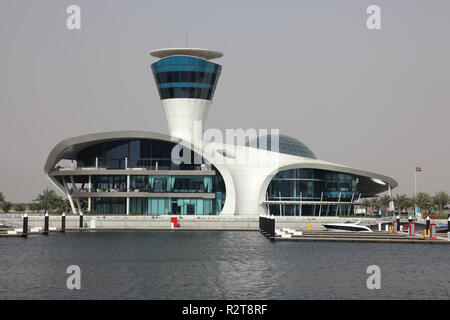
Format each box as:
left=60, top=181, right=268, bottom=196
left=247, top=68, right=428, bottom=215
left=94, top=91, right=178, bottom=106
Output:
left=394, top=194, right=409, bottom=216
left=378, top=195, right=391, bottom=215
left=414, top=192, right=433, bottom=215
left=34, top=188, right=63, bottom=212
left=433, top=191, right=449, bottom=214
left=361, top=199, right=372, bottom=215
left=370, top=197, right=379, bottom=215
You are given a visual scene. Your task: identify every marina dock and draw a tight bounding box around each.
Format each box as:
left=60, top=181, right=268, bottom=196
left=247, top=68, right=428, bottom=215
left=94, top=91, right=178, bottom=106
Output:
left=268, top=230, right=449, bottom=244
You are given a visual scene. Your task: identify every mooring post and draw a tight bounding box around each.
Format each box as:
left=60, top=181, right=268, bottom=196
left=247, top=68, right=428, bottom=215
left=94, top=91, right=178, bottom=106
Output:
left=44, top=211, right=49, bottom=235
left=447, top=216, right=450, bottom=241
left=79, top=212, right=83, bottom=228
left=22, top=213, right=28, bottom=238
left=61, top=212, right=66, bottom=233
left=270, top=216, right=275, bottom=238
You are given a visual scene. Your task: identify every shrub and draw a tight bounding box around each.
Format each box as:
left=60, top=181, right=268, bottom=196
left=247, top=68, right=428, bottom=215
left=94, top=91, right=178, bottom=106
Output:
left=1, top=202, right=12, bottom=213
left=14, top=204, right=26, bottom=212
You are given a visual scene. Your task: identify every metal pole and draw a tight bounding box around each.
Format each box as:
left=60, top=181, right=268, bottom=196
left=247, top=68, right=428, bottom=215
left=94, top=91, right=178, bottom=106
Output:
left=414, top=169, right=417, bottom=218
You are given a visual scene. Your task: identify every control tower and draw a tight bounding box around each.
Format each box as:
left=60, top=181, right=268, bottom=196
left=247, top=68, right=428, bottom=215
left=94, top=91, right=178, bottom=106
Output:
left=150, top=48, right=223, bottom=142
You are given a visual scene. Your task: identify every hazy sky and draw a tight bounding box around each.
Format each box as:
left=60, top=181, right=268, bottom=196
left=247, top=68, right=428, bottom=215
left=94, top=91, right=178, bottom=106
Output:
left=0, top=0, right=449, bottom=202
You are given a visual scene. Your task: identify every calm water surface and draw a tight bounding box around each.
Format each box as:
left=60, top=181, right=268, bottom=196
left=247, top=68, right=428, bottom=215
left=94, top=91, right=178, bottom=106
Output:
left=0, top=231, right=448, bottom=299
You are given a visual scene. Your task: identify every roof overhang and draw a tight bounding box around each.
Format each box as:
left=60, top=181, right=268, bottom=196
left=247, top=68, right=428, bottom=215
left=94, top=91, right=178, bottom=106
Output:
left=150, top=48, right=223, bottom=60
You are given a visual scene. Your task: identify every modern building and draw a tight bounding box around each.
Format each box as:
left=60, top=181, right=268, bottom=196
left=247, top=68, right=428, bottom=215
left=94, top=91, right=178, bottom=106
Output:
left=44, top=48, right=397, bottom=216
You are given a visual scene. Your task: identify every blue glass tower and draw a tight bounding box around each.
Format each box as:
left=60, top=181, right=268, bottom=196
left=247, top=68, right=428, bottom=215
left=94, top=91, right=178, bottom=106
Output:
left=150, top=48, right=224, bottom=141
left=151, top=56, right=222, bottom=100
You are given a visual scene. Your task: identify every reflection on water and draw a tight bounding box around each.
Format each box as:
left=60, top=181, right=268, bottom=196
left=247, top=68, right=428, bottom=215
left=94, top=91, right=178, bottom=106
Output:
left=0, top=231, right=449, bottom=299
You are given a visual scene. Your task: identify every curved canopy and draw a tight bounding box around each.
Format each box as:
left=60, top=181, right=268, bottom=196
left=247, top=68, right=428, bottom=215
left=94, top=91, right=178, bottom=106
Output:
left=150, top=48, right=223, bottom=60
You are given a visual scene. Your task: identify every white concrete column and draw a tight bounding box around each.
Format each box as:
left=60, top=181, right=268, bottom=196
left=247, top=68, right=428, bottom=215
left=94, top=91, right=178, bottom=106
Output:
left=62, top=177, right=77, bottom=214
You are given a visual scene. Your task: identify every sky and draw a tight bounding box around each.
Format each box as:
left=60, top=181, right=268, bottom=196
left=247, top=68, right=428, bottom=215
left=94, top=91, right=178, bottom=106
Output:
left=0, top=0, right=449, bottom=203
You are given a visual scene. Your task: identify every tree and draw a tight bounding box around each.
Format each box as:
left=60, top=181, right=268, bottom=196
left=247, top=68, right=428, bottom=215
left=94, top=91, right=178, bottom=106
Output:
left=370, top=198, right=379, bottom=215
left=55, top=199, right=71, bottom=212
left=29, top=202, right=42, bottom=212
left=0, top=191, right=5, bottom=203
left=14, top=204, right=26, bottom=212
left=360, top=199, right=372, bottom=215
left=378, top=195, right=391, bottom=213
left=433, top=191, right=449, bottom=214
left=414, top=192, right=433, bottom=214
left=34, top=188, right=63, bottom=212
left=1, top=202, right=12, bottom=213
left=394, top=194, right=410, bottom=215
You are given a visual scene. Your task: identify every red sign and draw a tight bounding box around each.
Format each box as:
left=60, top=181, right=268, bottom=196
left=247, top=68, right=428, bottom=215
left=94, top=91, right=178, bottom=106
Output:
left=171, top=217, right=178, bottom=229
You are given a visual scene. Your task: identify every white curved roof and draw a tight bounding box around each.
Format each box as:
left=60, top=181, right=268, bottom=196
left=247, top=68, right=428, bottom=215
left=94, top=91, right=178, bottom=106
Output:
left=150, top=48, right=223, bottom=60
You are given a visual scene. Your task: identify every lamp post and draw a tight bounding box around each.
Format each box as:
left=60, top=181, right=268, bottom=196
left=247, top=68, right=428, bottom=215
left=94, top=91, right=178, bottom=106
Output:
left=414, top=167, right=422, bottom=218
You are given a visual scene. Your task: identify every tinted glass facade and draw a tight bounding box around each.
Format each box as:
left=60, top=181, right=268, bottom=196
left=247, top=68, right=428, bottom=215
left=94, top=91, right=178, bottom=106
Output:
left=90, top=197, right=223, bottom=215
left=267, top=168, right=360, bottom=216
left=129, top=175, right=225, bottom=194
left=129, top=197, right=223, bottom=215
left=91, top=198, right=126, bottom=215
left=77, top=139, right=203, bottom=170
left=151, top=56, right=221, bottom=100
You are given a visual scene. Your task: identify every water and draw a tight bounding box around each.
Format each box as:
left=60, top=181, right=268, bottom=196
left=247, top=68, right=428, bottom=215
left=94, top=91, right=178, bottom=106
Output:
left=0, top=231, right=449, bottom=299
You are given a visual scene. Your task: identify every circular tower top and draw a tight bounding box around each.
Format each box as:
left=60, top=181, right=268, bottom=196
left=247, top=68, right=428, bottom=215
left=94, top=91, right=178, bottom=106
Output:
left=150, top=48, right=223, bottom=60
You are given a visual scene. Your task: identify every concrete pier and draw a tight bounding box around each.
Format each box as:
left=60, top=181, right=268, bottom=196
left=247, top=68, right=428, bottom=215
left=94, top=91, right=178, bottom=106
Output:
left=269, top=230, right=450, bottom=244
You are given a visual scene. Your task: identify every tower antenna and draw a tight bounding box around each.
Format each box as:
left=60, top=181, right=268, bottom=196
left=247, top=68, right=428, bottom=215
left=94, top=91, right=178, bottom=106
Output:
left=185, top=33, right=188, bottom=47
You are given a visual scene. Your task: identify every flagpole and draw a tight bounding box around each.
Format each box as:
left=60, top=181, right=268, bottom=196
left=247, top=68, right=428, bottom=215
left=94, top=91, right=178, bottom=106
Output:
left=414, top=168, right=417, bottom=218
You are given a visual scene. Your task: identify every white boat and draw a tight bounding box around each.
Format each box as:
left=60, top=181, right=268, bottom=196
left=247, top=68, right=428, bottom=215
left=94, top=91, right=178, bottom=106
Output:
left=323, top=220, right=372, bottom=232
